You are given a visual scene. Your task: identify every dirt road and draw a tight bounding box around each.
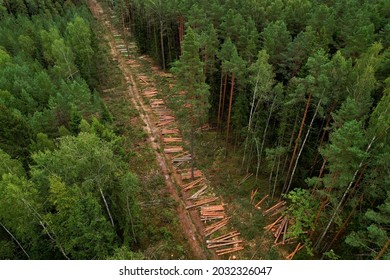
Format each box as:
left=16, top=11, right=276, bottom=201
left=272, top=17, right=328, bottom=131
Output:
left=87, top=0, right=210, bottom=259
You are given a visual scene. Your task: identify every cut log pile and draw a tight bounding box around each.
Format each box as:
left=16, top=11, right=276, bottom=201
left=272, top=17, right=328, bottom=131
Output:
left=207, top=231, right=244, bottom=256
left=113, top=28, right=243, bottom=258
left=164, top=146, right=183, bottom=154
left=185, top=197, right=218, bottom=210
left=250, top=189, right=303, bottom=259
left=200, top=205, right=226, bottom=221
left=180, top=169, right=204, bottom=180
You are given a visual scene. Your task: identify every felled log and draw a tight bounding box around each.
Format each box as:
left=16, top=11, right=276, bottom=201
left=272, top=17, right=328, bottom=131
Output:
left=182, top=177, right=203, bottom=190
left=204, top=218, right=228, bottom=236
left=162, top=129, right=180, bottom=135
left=274, top=217, right=288, bottom=244
left=157, top=119, right=174, bottom=127
left=208, top=231, right=240, bottom=243
left=164, top=146, right=183, bottom=153
left=163, top=137, right=182, bottom=143
left=207, top=240, right=242, bottom=249
left=216, top=246, right=244, bottom=256
left=185, top=197, right=218, bottom=210
left=172, top=154, right=192, bottom=163
left=255, top=194, right=269, bottom=208
left=187, top=185, right=208, bottom=200
left=286, top=243, right=304, bottom=260
left=264, top=215, right=283, bottom=231
left=263, top=201, right=286, bottom=216
left=250, top=188, right=258, bottom=204
left=239, top=173, right=253, bottom=185
left=181, top=169, right=203, bottom=180
left=270, top=206, right=286, bottom=217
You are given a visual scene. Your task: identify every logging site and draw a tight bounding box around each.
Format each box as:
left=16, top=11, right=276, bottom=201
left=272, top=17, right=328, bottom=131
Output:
left=0, top=0, right=389, bottom=261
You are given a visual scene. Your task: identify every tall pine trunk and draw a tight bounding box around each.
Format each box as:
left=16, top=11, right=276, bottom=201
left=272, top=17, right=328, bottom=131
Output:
left=256, top=95, right=277, bottom=179
left=285, top=99, right=321, bottom=193
left=225, top=73, right=235, bottom=150
left=217, top=71, right=224, bottom=131
left=160, top=20, right=165, bottom=70
left=282, top=93, right=312, bottom=194
left=314, top=136, right=376, bottom=252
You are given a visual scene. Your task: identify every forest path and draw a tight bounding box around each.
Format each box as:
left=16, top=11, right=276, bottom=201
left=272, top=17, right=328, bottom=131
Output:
left=87, top=0, right=211, bottom=259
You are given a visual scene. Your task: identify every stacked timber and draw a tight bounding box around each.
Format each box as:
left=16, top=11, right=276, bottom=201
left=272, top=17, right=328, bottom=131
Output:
left=204, top=218, right=229, bottom=236
left=263, top=201, right=286, bottom=217
left=185, top=197, right=218, bottom=210
left=206, top=231, right=243, bottom=256
left=200, top=205, right=226, bottom=221
left=181, top=169, right=203, bottom=180
left=187, top=185, right=208, bottom=200
left=113, top=28, right=244, bottom=257
left=164, top=146, right=183, bottom=153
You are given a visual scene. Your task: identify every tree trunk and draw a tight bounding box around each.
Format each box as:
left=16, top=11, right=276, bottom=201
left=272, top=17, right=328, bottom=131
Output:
left=327, top=193, right=364, bottom=250
left=272, top=153, right=282, bottom=199
left=99, top=187, right=115, bottom=228
left=221, top=73, right=228, bottom=132
left=285, top=99, right=321, bottom=194
left=256, top=95, right=277, bottom=179
left=160, top=20, right=165, bottom=70
left=282, top=93, right=312, bottom=194
left=375, top=239, right=390, bottom=260
left=309, top=112, right=332, bottom=177
left=217, top=71, right=224, bottom=131
left=0, top=222, right=30, bottom=259
left=126, top=193, right=137, bottom=243
left=225, top=73, right=235, bottom=149
left=282, top=112, right=299, bottom=180
left=314, top=136, right=376, bottom=252
left=190, top=126, right=195, bottom=179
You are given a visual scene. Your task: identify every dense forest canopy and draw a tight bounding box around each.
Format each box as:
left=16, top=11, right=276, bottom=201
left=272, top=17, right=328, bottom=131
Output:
left=0, top=0, right=389, bottom=260
left=0, top=0, right=145, bottom=259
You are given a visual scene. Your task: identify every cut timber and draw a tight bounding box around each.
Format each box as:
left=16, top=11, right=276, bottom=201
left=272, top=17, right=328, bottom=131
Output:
left=255, top=194, right=269, bottom=209
left=274, top=217, right=288, bottom=244
left=162, top=129, right=180, bottom=135
left=188, top=185, right=208, bottom=200
left=172, top=151, right=190, bottom=159
left=240, top=173, right=253, bottom=185
left=207, top=240, right=242, bottom=249
left=264, top=215, right=283, bottom=231
left=286, top=243, right=304, bottom=260
left=201, top=205, right=226, bottom=220
left=181, top=169, right=203, bottom=180
left=185, top=197, right=218, bottom=210
left=270, top=206, right=286, bottom=217
left=155, top=109, right=173, bottom=116
left=164, top=146, right=183, bottom=154
left=209, top=231, right=240, bottom=242
left=157, top=119, right=175, bottom=127
left=263, top=201, right=286, bottom=216
left=159, top=115, right=175, bottom=121
left=143, top=89, right=157, bottom=97
left=204, top=218, right=229, bottom=236
left=250, top=188, right=258, bottom=204
left=172, top=155, right=192, bottom=163
left=163, top=137, right=182, bottom=143
left=216, top=246, right=244, bottom=256
left=182, top=177, right=203, bottom=189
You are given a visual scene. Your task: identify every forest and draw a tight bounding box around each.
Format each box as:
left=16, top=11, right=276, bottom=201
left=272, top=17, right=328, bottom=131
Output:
left=0, top=0, right=389, bottom=260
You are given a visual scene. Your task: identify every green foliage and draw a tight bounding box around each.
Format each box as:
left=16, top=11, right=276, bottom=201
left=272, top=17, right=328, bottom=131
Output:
left=172, top=27, right=210, bottom=128
left=285, top=189, right=318, bottom=244
left=45, top=177, right=116, bottom=259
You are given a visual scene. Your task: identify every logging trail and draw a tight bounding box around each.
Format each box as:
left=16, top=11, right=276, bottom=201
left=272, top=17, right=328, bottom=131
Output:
left=88, top=0, right=210, bottom=259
